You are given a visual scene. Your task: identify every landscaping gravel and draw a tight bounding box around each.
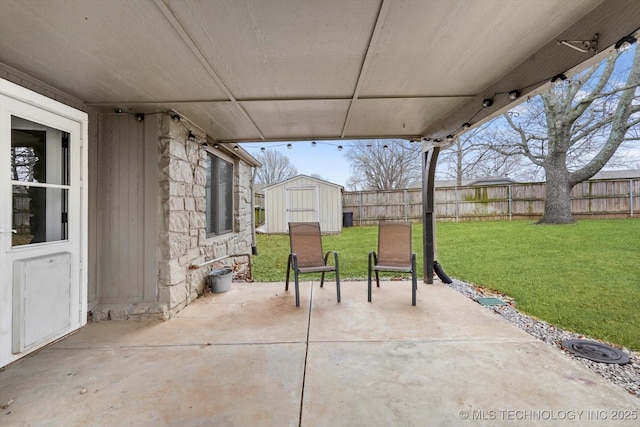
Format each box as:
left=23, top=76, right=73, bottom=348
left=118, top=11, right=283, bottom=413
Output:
left=443, top=278, right=640, bottom=399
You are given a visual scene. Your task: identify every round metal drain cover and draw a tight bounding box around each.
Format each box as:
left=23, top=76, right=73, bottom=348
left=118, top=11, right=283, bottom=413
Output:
left=562, top=339, right=630, bottom=364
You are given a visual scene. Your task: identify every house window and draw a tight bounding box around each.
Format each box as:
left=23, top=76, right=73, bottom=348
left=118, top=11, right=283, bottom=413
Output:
left=205, top=153, right=233, bottom=236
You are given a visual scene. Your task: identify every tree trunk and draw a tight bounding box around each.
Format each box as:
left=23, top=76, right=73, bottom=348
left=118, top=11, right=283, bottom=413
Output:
left=539, top=165, right=575, bottom=224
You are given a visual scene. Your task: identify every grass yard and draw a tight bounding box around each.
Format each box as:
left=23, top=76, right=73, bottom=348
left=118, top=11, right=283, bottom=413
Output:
left=253, top=219, right=640, bottom=350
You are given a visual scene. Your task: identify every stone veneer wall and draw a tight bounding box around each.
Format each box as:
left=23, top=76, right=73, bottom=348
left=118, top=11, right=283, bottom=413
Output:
left=158, top=114, right=255, bottom=316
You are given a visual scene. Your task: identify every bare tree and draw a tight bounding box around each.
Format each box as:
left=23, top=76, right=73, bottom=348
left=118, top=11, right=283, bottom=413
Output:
left=437, top=124, right=541, bottom=185
left=483, top=45, right=640, bottom=223
left=345, top=140, right=421, bottom=190
left=254, top=149, right=298, bottom=185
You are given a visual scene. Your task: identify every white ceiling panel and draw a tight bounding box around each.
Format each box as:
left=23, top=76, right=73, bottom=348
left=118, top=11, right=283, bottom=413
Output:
left=0, top=0, right=228, bottom=102
left=344, top=97, right=471, bottom=138
left=242, top=100, right=350, bottom=140
left=171, top=103, right=264, bottom=141
left=167, top=0, right=380, bottom=99
left=103, top=101, right=263, bottom=141
left=359, top=0, right=603, bottom=97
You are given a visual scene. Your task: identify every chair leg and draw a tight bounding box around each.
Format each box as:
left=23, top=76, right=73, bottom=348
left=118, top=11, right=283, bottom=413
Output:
left=294, top=270, right=300, bottom=307
left=335, top=269, right=341, bottom=304
left=412, top=271, right=417, bottom=306
left=285, top=255, right=292, bottom=291
left=320, top=271, right=325, bottom=288
left=332, top=251, right=341, bottom=303
left=367, top=252, right=373, bottom=302
left=411, top=254, right=417, bottom=306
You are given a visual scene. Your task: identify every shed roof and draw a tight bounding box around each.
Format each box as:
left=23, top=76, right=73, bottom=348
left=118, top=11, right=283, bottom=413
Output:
left=264, top=175, right=344, bottom=192
left=2, top=1, right=638, bottom=145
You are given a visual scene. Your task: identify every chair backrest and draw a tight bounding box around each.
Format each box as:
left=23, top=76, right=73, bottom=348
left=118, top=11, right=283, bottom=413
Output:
left=377, top=221, right=412, bottom=267
left=288, top=222, right=325, bottom=268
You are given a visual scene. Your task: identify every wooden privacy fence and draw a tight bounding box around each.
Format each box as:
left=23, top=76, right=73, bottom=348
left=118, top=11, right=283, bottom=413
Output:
left=341, top=178, right=640, bottom=225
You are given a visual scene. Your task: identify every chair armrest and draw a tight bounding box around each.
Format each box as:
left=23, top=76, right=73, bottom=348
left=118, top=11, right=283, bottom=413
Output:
left=324, top=250, right=339, bottom=267
left=368, top=251, right=377, bottom=266
left=289, top=253, right=299, bottom=271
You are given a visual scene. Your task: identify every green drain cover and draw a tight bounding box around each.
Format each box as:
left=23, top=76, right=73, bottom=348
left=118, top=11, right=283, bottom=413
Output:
left=475, top=297, right=507, bottom=306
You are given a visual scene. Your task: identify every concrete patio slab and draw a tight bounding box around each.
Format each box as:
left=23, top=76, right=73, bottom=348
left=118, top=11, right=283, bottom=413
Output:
left=1, top=281, right=638, bottom=426
left=1, top=343, right=304, bottom=426
left=303, top=340, right=636, bottom=426
left=310, top=280, right=532, bottom=342
left=51, top=282, right=312, bottom=348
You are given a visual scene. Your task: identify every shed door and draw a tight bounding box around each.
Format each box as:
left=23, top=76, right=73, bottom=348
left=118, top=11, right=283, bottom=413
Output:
left=286, top=185, right=319, bottom=223
left=0, top=85, right=86, bottom=368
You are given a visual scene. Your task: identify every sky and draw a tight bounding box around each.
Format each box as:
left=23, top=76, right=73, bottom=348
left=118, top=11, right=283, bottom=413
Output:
left=240, top=140, right=355, bottom=187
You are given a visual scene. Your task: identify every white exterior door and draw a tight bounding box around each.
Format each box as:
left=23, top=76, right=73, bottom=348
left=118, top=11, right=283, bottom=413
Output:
left=286, top=185, right=319, bottom=223
left=0, top=79, right=88, bottom=368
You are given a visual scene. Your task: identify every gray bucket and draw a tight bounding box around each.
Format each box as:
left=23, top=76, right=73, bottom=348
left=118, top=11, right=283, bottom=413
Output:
left=207, top=267, right=233, bottom=293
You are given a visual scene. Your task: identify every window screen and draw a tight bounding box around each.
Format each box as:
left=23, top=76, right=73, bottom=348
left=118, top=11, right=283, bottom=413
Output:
left=205, top=154, right=233, bottom=236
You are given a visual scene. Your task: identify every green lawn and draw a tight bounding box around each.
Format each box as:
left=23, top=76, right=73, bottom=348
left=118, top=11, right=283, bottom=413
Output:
left=253, top=219, right=640, bottom=350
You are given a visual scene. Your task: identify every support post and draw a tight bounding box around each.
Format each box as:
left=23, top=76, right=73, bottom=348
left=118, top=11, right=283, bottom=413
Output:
left=421, top=144, right=440, bottom=284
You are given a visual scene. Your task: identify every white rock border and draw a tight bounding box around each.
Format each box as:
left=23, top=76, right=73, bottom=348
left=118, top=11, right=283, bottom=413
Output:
left=443, top=278, right=640, bottom=398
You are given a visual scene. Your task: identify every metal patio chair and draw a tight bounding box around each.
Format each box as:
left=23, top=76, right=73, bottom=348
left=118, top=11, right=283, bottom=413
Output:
left=368, top=221, right=417, bottom=306
left=286, top=222, right=341, bottom=307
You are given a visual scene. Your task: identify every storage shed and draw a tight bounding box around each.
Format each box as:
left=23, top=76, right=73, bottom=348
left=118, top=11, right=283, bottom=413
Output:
left=264, top=175, right=344, bottom=234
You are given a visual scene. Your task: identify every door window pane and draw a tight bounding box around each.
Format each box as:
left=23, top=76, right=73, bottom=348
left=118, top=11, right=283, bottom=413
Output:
left=11, top=116, right=70, bottom=246
left=12, top=186, right=69, bottom=246
left=11, top=116, right=69, bottom=185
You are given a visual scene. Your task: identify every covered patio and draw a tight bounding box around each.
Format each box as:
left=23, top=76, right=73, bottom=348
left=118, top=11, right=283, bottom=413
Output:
left=1, top=280, right=637, bottom=426
left=2, top=2, right=640, bottom=420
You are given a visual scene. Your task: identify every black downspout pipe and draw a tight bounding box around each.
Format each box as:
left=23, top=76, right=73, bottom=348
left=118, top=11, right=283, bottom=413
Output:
left=422, top=145, right=440, bottom=284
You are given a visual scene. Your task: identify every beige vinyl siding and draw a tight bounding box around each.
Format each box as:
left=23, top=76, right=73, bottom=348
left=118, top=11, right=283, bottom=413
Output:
left=96, top=113, right=148, bottom=302
left=264, top=175, right=343, bottom=234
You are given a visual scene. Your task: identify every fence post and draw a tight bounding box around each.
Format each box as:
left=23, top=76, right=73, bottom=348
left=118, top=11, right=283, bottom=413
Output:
left=358, top=191, right=363, bottom=226
left=454, top=186, right=459, bottom=222
left=631, top=179, right=634, bottom=217
left=404, top=189, right=408, bottom=221
left=508, top=184, right=512, bottom=221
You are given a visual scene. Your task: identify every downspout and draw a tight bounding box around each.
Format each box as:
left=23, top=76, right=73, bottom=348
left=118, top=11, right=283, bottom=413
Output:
left=250, top=166, right=258, bottom=255
left=421, top=142, right=440, bottom=284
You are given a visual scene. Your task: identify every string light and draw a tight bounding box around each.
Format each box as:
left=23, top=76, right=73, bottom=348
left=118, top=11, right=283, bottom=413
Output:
left=242, top=139, right=420, bottom=154
left=614, top=34, right=637, bottom=51
left=426, top=59, right=596, bottom=142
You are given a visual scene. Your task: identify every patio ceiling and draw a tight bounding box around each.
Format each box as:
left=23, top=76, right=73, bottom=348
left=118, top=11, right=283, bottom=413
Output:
left=1, top=0, right=639, bottom=143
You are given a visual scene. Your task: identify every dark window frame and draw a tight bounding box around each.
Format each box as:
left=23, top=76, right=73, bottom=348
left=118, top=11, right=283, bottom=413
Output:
left=205, top=151, right=234, bottom=237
